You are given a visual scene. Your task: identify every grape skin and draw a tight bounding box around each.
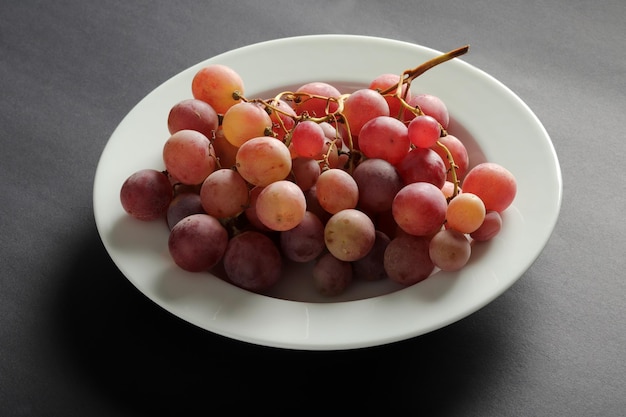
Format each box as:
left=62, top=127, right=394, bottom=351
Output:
left=255, top=180, right=306, bottom=231
left=223, top=231, right=282, bottom=292
left=407, top=115, right=441, bottom=149
left=341, top=88, right=390, bottom=136
left=405, top=93, right=449, bottom=129
left=313, top=253, right=353, bottom=296
left=200, top=168, right=249, bottom=219
left=291, top=157, right=321, bottom=192
left=358, top=116, right=410, bottom=165
left=446, top=192, right=486, bottom=234
left=290, top=120, right=326, bottom=158
left=167, top=98, right=219, bottom=138
left=461, top=162, right=517, bottom=212
left=392, top=182, right=447, bottom=237
left=470, top=210, right=502, bottom=241
left=352, top=230, right=391, bottom=281
left=396, top=147, right=447, bottom=189
left=293, top=81, right=341, bottom=117
left=211, top=128, right=238, bottom=169
left=120, top=169, right=173, bottom=221
left=168, top=213, right=229, bottom=272
left=324, top=209, right=375, bottom=262
left=222, top=101, right=273, bottom=147
left=162, top=129, right=216, bottom=185
left=244, top=186, right=271, bottom=232
left=315, top=168, right=359, bottom=214
left=304, top=185, right=332, bottom=225
left=235, top=136, right=292, bottom=187
left=166, top=192, right=205, bottom=229
left=280, top=211, right=326, bottom=263
left=429, top=229, right=471, bottom=271
left=191, top=64, right=244, bottom=114
left=368, top=73, right=411, bottom=119
left=384, top=235, right=434, bottom=285
left=352, top=158, right=404, bottom=213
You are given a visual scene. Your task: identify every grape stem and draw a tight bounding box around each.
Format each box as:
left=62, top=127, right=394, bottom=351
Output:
left=436, top=139, right=461, bottom=200
left=378, top=45, right=470, bottom=96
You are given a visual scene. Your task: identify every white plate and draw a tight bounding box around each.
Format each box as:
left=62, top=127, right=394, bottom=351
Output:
left=93, top=35, right=562, bottom=350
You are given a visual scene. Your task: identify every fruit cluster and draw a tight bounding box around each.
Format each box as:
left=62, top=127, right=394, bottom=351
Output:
left=119, top=45, right=517, bottom=297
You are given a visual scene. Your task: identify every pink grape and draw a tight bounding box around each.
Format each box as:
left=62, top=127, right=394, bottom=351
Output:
left=280, top=211, right=326, bottom=262
left=191, top=64, right=244, bottom=114
left=324, top=209, right=375, bottom=262
left=313, top=253, right=353, bottom=296
left=352, top=230, right=391, bottom=281
left=407, top=114, right=441, bottom=148
left=470, top=210, right=502, bottom=241
left=166, top=192, right=205, bottom=229
left=446, top=192, right=486, bottom=234
left=358, top=116, right=410, bottom=165
left=405, top=93, right=449, bottom=129
left=368, top=73, right=411, bottom=118
left=221, top=101, right=273, bottom=147
left=162, top=129, right=216, bottom=185
left=293, top=81, right=341, bottom=117
left=315, top=168, right=359, bottom=214
left=168, top=213, right=228, bottom=272
left=120, top=169, right=173, bottom=221
left=384, top=235, right=434, bottom=285
left=199, top=168, right=249, bottom=219
left=255, top=180, right=307, bottom=231
left=291, top=157, right=321, bottom=192
left=167, top=98, right=219, bottom=138
left=432, top=134, right=469, bottom=182
left=290, top=120, right=326, bottom=158
left=352, top=158, right=404, bottom=213
left=341, top=88, right=389, bottom=136
left=235, top=136, right=292, bottom=187
left=392, top=182, right=447, bottom=236
left=223, top=231, right=282, bottom=292
left=395, top=147, right=447, bottom=189
left=461, top=162, right=517, bottom=212
left=429, top=229, right=471, bottom=271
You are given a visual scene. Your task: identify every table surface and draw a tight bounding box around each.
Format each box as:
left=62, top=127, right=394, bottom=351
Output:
left=2, top=1, right=624, bottom=415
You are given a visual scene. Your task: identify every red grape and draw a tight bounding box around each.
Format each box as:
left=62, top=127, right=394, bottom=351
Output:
left=358, top=116, right=410, bottom=165
left=461, top=162, right=517, bottom=212
left=168, top=213, right=228, bottom=272
left=392, top=182, right=447, bottom=236
left=120, top=169, right=173, bottom=221
left=223, top=231, right=282, bottom=292
left=384, top=235, right=434, bottom=285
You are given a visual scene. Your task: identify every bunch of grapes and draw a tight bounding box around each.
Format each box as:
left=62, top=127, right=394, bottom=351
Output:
left=119, top=45, right=517, bottom=297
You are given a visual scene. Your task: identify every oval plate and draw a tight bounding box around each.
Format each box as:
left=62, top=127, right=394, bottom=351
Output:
left=93, top=35, right=562, bottom=350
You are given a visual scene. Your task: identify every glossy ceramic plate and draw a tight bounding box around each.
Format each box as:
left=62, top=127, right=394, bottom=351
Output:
left=93, top=35, right=562, bottom=350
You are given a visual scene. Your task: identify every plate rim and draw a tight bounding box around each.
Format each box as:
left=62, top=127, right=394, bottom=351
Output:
left=93, top=34, right=563, bottom=350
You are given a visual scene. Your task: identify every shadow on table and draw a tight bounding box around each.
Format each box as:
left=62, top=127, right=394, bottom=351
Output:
left=49, top=228, right=520, bottom=415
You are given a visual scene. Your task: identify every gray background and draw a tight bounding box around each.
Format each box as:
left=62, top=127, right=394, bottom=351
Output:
left=1, top=0, right=624, bottom=415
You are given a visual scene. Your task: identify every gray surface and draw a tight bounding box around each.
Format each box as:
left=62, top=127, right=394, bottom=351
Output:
left=1, top=0, right=624, bottom=415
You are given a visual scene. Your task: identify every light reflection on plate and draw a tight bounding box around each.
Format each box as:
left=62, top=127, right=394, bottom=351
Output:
left=93, top=35, right=562, bottom=350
